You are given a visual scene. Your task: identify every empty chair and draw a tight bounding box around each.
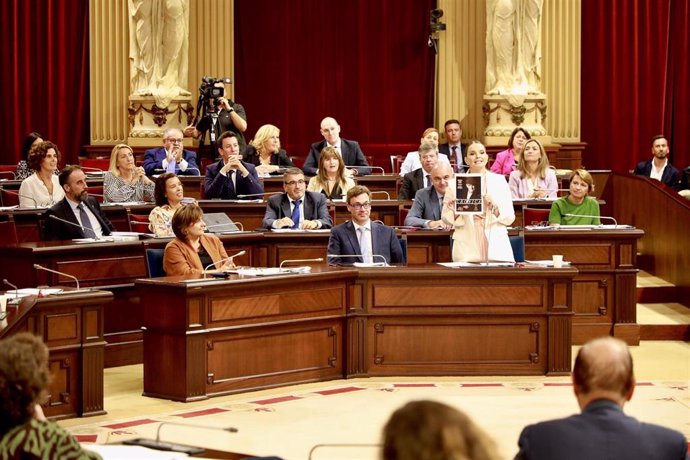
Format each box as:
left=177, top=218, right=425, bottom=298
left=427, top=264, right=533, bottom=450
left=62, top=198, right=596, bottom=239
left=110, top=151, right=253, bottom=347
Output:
left=523, top=207, right=551, bottom=226
left=126, top=207, right=151, bottom=233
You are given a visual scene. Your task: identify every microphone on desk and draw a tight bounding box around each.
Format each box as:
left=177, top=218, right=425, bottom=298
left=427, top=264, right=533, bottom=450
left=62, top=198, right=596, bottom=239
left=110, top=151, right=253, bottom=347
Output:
left=326, top=254, right=388, bottom=266
left=279, top=257, right=324, bottom=268
left=369, top=190, right=391, bottom=200
left=33, top=264, right=83, bottom=291
left=3, top=278, right=20, bottom=304
left=47, top=214, right=100, bottom=240
left=203, top=250, right=246, bottom=277
left=563, top=213, right=617, bottom=226
left=124, top=421, right=238, bottom=454
left=0, top=186, right=39, bottom=208
left=235, top=191, right=283, bottom=199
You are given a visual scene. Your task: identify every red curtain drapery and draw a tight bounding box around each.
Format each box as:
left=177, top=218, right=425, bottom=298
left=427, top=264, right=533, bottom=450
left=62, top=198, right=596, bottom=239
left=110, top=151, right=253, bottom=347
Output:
left=233, top=0, right=436, bottom=162
left=0, top=0, right=90, bottom=167
left=581, top=0, right=690, bottom=172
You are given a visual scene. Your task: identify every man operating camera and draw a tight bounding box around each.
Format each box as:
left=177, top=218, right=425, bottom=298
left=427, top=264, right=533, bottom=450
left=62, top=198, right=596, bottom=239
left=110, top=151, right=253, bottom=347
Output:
left=184, top=77, right=248, bottom=153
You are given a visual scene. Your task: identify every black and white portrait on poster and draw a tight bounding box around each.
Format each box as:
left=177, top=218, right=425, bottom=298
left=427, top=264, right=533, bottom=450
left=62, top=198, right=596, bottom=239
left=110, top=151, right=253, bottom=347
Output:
left=454, top=173, right=484, bottom=215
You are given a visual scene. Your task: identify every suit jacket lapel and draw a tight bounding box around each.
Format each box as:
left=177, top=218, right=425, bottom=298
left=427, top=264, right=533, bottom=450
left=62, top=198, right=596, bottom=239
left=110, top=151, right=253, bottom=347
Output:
left=345, top=221, right=362, bottom=255
left=280, top=195, right=292, bottom=219
left=429, top=188, right=441, bottom=220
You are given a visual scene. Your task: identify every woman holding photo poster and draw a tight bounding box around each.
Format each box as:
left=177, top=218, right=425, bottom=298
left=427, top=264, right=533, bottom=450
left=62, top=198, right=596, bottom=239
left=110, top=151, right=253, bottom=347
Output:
left=442, top=141, right=515, bottom=262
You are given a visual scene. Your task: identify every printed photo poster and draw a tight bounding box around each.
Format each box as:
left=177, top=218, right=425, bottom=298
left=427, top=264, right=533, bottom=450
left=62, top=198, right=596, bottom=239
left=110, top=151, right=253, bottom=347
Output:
left=454, top=173, right=484, bottom=215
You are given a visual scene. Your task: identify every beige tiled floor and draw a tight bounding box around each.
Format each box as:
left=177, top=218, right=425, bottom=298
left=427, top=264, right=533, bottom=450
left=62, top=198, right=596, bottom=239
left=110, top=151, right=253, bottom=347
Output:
left=58, top=271, right=690, bottom=459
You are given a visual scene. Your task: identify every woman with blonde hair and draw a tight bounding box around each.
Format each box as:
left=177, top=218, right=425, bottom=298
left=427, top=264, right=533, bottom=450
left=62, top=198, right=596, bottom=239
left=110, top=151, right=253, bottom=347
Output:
left=242, top=124, right=294, bottom=175
left=382, top=400, right=501, bottom=460
left=548, top=169, right=600, bottom=226
left=508, top=138, right=557, bottom=199
left=307, top=146, right=355, bottom=199
left=103, top=143, right=154, bottom=203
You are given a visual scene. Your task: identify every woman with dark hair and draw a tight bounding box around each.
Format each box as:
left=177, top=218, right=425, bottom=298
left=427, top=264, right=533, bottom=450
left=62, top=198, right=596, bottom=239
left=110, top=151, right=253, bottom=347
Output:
left=148, top=173, right=187, bottom=236
left=382, top=400, right=500, bottom=460
left=490, top=127, right=531, bottom=176
left=103, top=144, right=154, bottom=203
left=163, top=203, right=236, bottom=276
left=242, top=124, right=294, bottom=175
left=306, top=146, right=355, bottom=199
left=15, top=132, right=49, bottom=181
left=17, top=141, right=65, bottom=208
left=0, top=333, right=100, bottom=459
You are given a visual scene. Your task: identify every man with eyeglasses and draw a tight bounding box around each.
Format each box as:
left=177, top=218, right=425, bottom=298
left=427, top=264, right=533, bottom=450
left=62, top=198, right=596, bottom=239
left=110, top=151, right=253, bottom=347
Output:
left=205, top=131, right=263, bottom=200
left=327, top=185, right=404, bottom=265
left=144, top=127, right=200, bottom=176
left=262, top=167, right=332, bottom=229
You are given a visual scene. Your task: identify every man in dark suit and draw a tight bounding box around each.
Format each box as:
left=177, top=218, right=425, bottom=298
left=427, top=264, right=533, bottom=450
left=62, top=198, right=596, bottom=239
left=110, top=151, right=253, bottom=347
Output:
left=405, top=163, right=453, bottom=229
left=303, top=117, right=371, bottom=176
left=327, top=185, right=404, bottom=265
left=204, top=131, right=264, bottom=200
left=143, top=127, right=200, bottom=176
left=262, top=168, right=332, bottom=229
left=633, top=135, right=681, bottom=190
left=515, top=336, right=689, bottom=460
left=398, top=142, right=440, bottom=200
left=438, top=119, right=466, bottom=173
left=43, top=165, right=114, bottom=240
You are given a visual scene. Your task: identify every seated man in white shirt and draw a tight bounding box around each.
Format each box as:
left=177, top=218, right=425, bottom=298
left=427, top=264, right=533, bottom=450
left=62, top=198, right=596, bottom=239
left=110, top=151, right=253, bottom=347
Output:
left=633, top=135, right=680, bottom=190
left=398, top=127, right=450, bottom=176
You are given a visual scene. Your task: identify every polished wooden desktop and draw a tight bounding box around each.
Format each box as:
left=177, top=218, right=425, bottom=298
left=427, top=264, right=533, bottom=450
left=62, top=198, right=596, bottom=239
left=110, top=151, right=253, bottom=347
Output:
left=0, top=225, right=642, bottom=370
left=136, top=265, right=575, bottom=401
left=0, top=289, right=112, bottom=418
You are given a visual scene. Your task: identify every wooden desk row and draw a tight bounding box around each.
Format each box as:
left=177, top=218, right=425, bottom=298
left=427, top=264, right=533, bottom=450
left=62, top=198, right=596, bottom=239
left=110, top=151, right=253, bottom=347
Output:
left=4, top=198, right=557, bottom=243
left=0, top=173, right=403, bottom=202
left=137, top=265, right=577, bottom=401
left=0, top=227, right=643, bottom=370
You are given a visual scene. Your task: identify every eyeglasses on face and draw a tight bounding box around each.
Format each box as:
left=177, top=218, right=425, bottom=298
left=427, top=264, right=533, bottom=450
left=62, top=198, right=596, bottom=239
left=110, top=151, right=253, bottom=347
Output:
left=349, top=202, right=371, bottom=210
left=165, top=138, right=184, bottom=144
left=284, top=179, right=306, bottom=186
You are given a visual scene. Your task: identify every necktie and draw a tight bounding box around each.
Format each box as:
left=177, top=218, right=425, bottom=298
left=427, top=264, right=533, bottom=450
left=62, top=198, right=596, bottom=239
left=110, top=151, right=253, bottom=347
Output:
left=77, top=203, right=96, bottom=238
left=358, top=227, right=373, bottom=263
left=451, top=146, right=458, bottom=172
left=426, top=174, right=431, bottom=188
left=225, top=170, right=235, bottom=198
left=291, top=199, right=301, bottom=229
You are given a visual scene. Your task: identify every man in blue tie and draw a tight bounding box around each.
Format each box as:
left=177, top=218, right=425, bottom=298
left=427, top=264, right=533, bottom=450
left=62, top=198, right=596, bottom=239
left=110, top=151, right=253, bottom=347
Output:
left=204, top=131, right=263, bottom=200
left=43, top=166, right=114, bottom=240
left=261, top=168, right=332, bottom=229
